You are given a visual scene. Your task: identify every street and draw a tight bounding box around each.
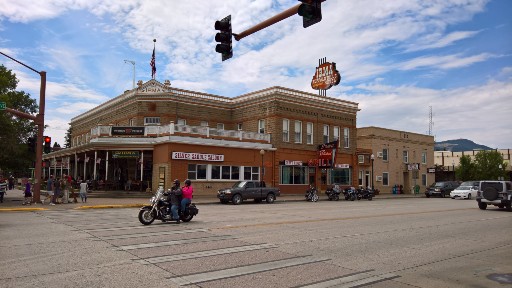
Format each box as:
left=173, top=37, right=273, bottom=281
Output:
left=1, top=197, right=511, bottom=288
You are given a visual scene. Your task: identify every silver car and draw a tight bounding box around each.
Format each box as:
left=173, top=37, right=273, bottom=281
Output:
left=450, top=181, right=478, bottom=199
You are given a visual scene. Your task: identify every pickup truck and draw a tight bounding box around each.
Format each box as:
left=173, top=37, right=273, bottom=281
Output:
left=217, top=181, right=280, bottom=205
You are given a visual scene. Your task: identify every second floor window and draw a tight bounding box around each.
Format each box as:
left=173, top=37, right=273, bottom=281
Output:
left=344, top=127, right=350, bottom=148
left=323, top=125, right=329, bottom=143
left=421, top=152, right=427, bottom=164
left=282, top=119, right=289, bottom=142
left=258, top=119, right=265, bottom=133
left=177, top=118, right=186, bottom=125
left=382, top=148, right=389, bottom=161
left=144, top=117, right=160, bottom=125
left=200, top=121, right=209, bottom=127
left=306, top=122, right=313, bottom=144
left=217, top=123, right=224, bottom=130
left=295, top=121, right=302, bottom=143
left=403, top=151, right=409, bottom=163
left=334, top=126, right=340, bottom=146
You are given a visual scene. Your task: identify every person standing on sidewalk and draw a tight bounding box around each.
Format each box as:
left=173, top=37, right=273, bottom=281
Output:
left=46, top=175, right=54, bottom=205
left=8, top=175, right=15, bottom=190
left=181, top=179, right=193, bottom=215
left=51, top=177, right=61, bottom=205
left=23, top=181, right=32, bottom=205
left=0, top=178, right=7, bottom=203
left=79, top=180, right=88, bottom=203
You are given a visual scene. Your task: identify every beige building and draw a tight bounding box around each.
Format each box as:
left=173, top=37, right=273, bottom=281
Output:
left=357, top=127, right=435, bottom=194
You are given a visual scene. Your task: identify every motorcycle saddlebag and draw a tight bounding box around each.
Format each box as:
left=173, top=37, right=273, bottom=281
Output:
left=187, top=204, right=199, bottom=215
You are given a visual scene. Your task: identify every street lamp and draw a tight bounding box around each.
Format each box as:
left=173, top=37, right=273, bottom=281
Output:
left=259, top=149, right=265, bottom=186
left=370, top=154, right=375, bottom=190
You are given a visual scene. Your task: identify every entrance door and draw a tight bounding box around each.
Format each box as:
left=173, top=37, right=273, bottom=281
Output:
left=403, top=172, right=410, bottom=194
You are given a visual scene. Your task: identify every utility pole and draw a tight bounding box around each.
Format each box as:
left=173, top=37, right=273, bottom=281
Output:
left=1, top=51, right=46, bottom=203
left=124, top=60, right=135, bottom=89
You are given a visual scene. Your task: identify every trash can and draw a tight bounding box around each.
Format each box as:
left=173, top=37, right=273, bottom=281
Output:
left=414, top=185, right=420, bottom=194
left=392, top=185, right=397, bottom=194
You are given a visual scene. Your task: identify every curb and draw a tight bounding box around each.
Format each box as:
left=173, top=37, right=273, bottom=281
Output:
left=0, top=207, right=48, bottom=212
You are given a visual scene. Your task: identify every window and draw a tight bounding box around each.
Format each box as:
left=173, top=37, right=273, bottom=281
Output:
left=129, top=118, right=136, bottom=126
left=383, top=172, right=389, bottom=186
left=177, top=118, right=186, bottom=125
left=344, top=127, right=350, bottom=148
left=306, top=122, right=313, bottom=144
left=358, top=170, right=363, bottom=186
left=358, top=155, right=365, bottom=163
left=217, top=123, right=224, bottom=130
left=237, top=123, right=242, bottom=130
left=200, top=121, right=208, bottom=127
left=188, top=164, right=206, bottom=180
left=421, top=152, right=427, bottom=164
left=323, top=125, right=329, bottom=143
left=421, top=174, right=427, bottom=186
left=295, top=121, right=302, bottom=143
left=211, top=165, right=239, bottom=180
left=280, top=166, right=307, bottom=184
left=383, top=148, right=389, bottom=161
left=332, top=168, right=351, bottom=185
left=258, top=119, right=265, bottom=133
left=403, top=151, right=409, bottom=163
left=144, top=117, right=160, bottom=125
left=334, top=126, right=340, bottom=146
left=282, top=119, right=289, bottom=142
left=244, top=167, right=260, bottom=181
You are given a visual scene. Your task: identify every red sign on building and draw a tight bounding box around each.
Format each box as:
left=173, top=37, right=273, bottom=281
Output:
left=311, top=61, right=341, bottom=90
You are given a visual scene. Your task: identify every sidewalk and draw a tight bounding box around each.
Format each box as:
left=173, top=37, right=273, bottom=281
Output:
left=0, top=188, right=420, bottom=212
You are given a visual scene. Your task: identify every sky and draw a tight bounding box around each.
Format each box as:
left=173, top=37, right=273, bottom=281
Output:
left=0, top=0, right=511, bottom=149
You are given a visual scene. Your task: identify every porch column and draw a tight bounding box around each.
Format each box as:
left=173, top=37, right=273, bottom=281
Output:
left=83, top=152, right=87, bottom=180
left=74, top=152, right=77, bottom=179
left=105, top=151, right=109, bottom=181
left=93, top=151, right=97, bottom=180
left=140, top=151, right=144, bottom=181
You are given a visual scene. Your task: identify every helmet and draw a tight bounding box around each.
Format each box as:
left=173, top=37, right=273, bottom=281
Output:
left=184, top=179, right=191, bottom=186
left=173, top=179, right=180, bottom=186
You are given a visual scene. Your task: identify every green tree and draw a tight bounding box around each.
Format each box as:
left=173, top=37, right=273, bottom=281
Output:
left=456, top=155, right=475, bottom=181
left=0, top=65, right=39, bottom=176
left=64, top=126, right=72, bottom=148
left=473, top=150, right=505, bottom=180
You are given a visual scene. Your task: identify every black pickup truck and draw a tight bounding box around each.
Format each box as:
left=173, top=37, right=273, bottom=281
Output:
left=217, top=181, right=280, bottom=205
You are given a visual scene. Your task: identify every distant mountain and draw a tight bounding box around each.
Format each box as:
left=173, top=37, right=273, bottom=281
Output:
left=435, top=139, right=492, bottom=152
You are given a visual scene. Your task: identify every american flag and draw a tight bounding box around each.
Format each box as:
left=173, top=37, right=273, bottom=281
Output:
left=150, top=47, right=156, bottom=79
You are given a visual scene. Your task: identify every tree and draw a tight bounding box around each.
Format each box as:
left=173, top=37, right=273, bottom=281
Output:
left=473, top=150, right=505, bottom=180
left=64, top=126, right=72, bottom=148
left=456, top=155, right=475, bottom=181
left=0, top=65, right=39, bottom=176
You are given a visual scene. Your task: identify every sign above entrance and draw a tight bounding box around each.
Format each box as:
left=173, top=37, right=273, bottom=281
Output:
left=112, top=127, right=145, bottom=135
left=311, top=59, right=341, bottom=91
left=172, top=152, right=224, bottom=161
left=284, top=160, right=303, bottom=166
left=113, top=151, right=140, bottom=158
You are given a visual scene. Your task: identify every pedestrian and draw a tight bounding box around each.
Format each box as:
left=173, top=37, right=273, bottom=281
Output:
left=79, top=180, right=88, bottom=203
left=8, top=175, right=15, bottom=190
left=61, top=174, right=70, bottom=203
left=45, top=175, right=54, bottom=205
left=51, top=177, right=61, bottom=205
left=165, top=179, right=182, bottom=223
left=0, top=178, right=7, bottom=203
left=23, top=181, right=32, bottom=205
left=180, top=179, right=193, bottom=215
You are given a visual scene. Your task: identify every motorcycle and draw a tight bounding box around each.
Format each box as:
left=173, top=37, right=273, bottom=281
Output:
left=138, top=187, right=199, bottom=225
left=325, top=184, right=341, bottom=201
left=359, top=187, right=374, bottom=201
left=305, top=186, right=319, bottom=202
left=343, top=187, right=357, bottom=201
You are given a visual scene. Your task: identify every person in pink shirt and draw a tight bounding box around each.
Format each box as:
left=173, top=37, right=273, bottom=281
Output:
left=181, top=179, right=193, bottom=214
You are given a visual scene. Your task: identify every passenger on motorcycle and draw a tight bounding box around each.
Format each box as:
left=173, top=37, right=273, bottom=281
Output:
left=181, top=179, right=194, bottom=214
left=165, top=179, right=182, bottom=223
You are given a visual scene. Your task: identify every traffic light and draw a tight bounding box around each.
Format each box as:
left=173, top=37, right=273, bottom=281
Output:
left=44, top=136, right=51, bottom=154
left=298, top=0, right=323, bottom=28
left=27, top=137, right=36, bottom=152
left=214, top=15, right=233, bottom=61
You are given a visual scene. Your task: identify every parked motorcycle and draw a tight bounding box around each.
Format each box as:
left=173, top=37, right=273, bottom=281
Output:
left=138, top=187, right=199, bottom=225
left=325, top=184, right=341, bottom=201
left=305, top=185, right=319, bottom=202
left=343, top=187, right=357, bottom=201
left=359, top=187, right=374, bottom=201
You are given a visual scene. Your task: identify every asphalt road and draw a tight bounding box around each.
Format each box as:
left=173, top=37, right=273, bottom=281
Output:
left=1, top=197, right=511, bottom=288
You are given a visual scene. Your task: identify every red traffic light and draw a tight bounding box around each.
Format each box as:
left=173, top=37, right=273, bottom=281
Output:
left=44, top=136, right=51, bottom=143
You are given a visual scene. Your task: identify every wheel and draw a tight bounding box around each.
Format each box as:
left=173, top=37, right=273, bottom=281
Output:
left=441, top=193, right=445, bottom=198
left=478, top=202, right=487, bottom=210
left=483, top=187, right=498, bottom=201
left=467, top=193, right=472, bottom=200
left=357, top=194, right=362, bottom=200
left=181, top=214, right=194, bottom=222
left=350, top=195, right=355, bottom=201
left=426, top=194, right=430, bottom=198
left=232, top=194, right=242, bottom=205
left=506, top=202, right=512, bottom=212
left=138, top=208, right=155, bottom=225
left=334, top=195, right=339, bottom=201
left=266, top=193, right=276, bottom=204
left=313, top=194, right=319, bottom=202
left=368, top=196, right=373, bottom=201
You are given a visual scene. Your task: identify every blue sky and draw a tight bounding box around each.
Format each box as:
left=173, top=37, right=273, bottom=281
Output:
left=1, top=0, right=511, bottom=148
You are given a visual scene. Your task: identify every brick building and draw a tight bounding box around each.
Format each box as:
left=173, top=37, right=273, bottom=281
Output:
left=43, top=80, right=360, bottom=196
left=357, top=127, right=435, bottom=194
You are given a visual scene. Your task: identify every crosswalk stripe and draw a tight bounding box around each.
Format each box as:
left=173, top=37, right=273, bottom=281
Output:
left=99, top=228, right=208, bottom=240
left=137, top=243, right=277, bottom=264
left=116, top=235, right=236, bottom=250
left=168, top=255, right=330, bottom=286
left=298, top=270, right=399, bottom=288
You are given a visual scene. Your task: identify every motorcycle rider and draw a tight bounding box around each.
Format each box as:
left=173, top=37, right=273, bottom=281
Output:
left=181, top=179, right=194, bottom=214
left=165, top=179, right=182, bottom=223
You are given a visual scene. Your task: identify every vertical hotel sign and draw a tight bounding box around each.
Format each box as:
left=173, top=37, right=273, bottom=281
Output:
left=317, top=140, right=338, bottom=168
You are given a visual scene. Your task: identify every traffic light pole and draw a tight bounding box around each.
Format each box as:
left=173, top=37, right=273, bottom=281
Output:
left=233, top=4, right=300, bottom=41
left=0, top=51, right=46, bottom=203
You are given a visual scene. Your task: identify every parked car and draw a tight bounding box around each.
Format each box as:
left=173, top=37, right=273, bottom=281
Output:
left=217, top=181, right=280, bottom=205
left=425, top=181, right=459, bottom=198
left=476, top=180, right=512, bottom=211
left=450, top=181, right=479, bottom=199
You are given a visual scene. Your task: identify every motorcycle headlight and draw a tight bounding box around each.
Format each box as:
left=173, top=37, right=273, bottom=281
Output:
left=150, top=196, right=156, bottom=203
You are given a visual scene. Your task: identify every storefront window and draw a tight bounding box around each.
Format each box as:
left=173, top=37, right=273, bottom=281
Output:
left=331, top=168, right=351, bottom=185
left=244, top=167, right=260, bottom=180
left=188, top=164, right=206, bottom=180
left=280, top=166, right=307, bottom=184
